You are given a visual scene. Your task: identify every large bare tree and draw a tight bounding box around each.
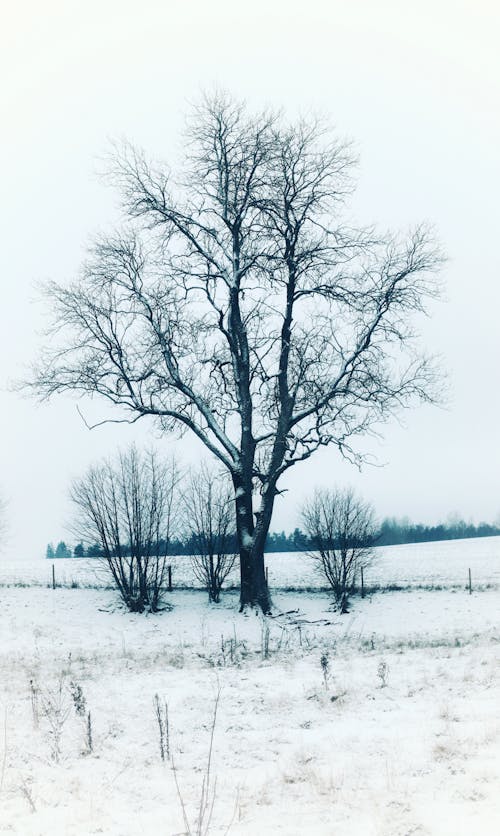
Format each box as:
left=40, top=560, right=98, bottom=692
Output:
left=30, top=92, right=443, bottom=612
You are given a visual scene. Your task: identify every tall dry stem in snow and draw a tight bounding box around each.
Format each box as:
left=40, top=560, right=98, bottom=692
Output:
left=171, top=687, right=233, bottom=836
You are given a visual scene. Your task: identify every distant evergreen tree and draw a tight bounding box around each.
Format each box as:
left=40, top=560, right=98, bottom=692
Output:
left=55, top=540, right=71, bottom=558
left=292, top=527, right=309, bottom=551
left=74, top=542, right=85, bottom=558
left=46, top=542, right=55, bottom=559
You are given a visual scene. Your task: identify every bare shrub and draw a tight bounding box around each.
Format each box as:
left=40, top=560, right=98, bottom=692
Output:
left=69, top=681, right=93, bottom=754
left=70, top=681, right=86, bottom=716
left=377, top=660, right=389, bottom=688
left=183, top=465, right=237, bottom=603
left=216, top=632, right=248, bottom=667
left=303, top=487, right=377, bottom=613
left=39, top=677, right=71, bottom=763
left=70, top=446, right=179, bottom=613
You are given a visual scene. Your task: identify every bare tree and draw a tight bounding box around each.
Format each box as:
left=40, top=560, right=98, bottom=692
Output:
left=302, top=487, right=377, bottom=612
left=70, top=446, right=178, bottom=612
left=29, top=92, right=443, bottom=612
left=183, top=464, right=237, bottom=603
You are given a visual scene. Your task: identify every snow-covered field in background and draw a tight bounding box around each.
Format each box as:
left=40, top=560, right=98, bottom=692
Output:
left=2, top=535, right=500, bottom=590
left=0, top=542, right=498, bottom=835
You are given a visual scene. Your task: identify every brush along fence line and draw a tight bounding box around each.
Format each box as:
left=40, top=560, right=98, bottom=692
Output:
left=1, top=536, right=499, bottom=592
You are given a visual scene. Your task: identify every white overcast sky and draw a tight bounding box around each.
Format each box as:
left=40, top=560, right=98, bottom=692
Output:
left=1, top=0, right=499, bottom=557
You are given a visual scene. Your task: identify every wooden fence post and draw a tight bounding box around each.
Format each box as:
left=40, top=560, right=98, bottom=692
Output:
left=167, top=565, right=172, bottom=592
left=265, top=566, right=269, bottom=586
left=52, top=563, right=56, bottom=590
left=361, top=566, right=365, bottom=599
left=468, top=568, right=472, bottom=595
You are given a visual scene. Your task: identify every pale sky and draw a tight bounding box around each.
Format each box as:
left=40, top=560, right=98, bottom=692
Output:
left=1, top=0, right=499, bottom=557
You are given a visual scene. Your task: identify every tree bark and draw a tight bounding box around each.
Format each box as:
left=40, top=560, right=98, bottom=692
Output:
left=243, top=545, right=271, bottom=613
left=233, top=476, right=274, bottom=613
left=233, top=474, right=272, bottom=613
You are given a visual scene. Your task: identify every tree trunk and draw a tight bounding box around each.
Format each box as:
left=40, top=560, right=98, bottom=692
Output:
left=241, top=545, right=271, bottom=613
left=233, top=475, right=272, bottom=613
left=235, top=480, right=274, bottom=613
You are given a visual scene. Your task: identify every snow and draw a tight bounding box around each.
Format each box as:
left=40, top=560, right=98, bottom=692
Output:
left=3, top=535, right=499, bottom=591
left=0, top=540, right=498, bottom=835
left=241, top=530, right=253, bottom=548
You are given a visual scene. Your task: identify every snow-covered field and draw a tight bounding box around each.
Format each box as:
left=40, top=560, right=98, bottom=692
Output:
left=3, top=535, right=500, bottom=590
left=0, top=542, right=498, bottom=835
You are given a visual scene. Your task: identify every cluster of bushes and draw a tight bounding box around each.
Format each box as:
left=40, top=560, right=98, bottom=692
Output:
left=44, top=444, right=500, bottom=617
left=43, top=445, right=378, bottom=616
left=55, top=448, right=238, bottom=613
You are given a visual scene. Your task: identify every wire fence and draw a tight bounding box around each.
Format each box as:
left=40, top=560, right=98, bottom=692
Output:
left=1, top=537, right=499, bottom=593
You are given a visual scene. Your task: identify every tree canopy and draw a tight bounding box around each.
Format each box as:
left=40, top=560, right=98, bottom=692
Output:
left=31, top=92, right=444, bottom=610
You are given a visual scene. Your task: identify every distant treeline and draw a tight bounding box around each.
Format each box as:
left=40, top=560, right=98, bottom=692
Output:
left=46, top=517, right=500, bottom=559
left=377, top=518, right=500, bottom=545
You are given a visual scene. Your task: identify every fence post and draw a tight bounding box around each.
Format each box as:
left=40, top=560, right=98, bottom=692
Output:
left=361, top=566, right=365, bottom=599
left=468, top=567, right=472, bottom=595
left=52, top=563, right=56, bottom=590
left=265, top=566, right=269, bottom=586
left=167, top=565, right=172, bottom=592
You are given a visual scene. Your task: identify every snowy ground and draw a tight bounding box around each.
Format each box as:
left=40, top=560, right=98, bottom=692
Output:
left=3, top=535, right=500, bottom=590
left=0, top=546, right=498, bottom=834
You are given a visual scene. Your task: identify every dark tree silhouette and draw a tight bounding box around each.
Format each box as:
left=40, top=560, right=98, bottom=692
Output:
left=30, top=93, right=443, bottom=612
